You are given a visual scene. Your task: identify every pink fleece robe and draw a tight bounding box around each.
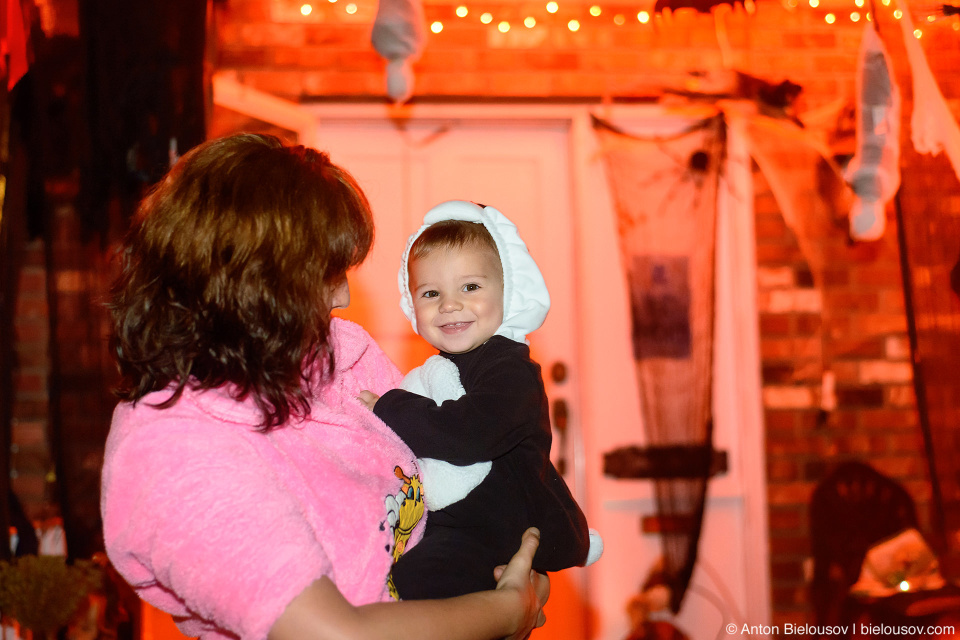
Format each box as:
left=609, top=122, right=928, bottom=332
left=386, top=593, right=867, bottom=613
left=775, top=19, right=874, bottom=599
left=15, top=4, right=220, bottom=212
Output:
left=101, top=319, right=425, bottom=640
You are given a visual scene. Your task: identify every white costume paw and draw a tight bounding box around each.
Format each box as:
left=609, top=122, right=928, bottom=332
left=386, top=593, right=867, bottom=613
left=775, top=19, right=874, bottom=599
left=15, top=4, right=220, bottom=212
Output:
left=585, top=529, right=604, bottom=566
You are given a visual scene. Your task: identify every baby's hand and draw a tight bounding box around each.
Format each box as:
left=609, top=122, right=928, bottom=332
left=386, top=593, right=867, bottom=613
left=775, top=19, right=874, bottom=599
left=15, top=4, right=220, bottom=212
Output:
left=358, top=390, right=380, bottom=410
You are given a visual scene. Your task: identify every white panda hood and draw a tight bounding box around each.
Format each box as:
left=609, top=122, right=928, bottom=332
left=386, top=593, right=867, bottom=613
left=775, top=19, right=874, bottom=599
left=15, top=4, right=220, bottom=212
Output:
left=398, top=200, right=550, bottom=344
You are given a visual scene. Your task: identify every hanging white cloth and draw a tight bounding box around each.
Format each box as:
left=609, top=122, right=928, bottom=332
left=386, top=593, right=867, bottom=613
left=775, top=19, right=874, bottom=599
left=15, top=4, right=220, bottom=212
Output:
left=897, top=0, right=960, bottom=183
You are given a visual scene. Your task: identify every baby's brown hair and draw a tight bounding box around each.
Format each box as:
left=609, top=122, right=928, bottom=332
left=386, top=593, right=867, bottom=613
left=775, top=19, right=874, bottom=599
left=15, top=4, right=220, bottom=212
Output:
left=410, top=219, right=502, bottom=279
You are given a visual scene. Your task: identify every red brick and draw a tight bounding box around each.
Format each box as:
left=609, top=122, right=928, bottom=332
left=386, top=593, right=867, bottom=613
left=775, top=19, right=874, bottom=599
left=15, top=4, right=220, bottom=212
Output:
left=767, top=459, right=800, bottom=482
left=770, top=560, right=804, bottom=581
left=760, top=314, right=792, bottom=335
left=769, top=536, right=809, bottom=555
left=767, top=481, right=815, bottom=506
left=768, top=506, right=803, bottom=531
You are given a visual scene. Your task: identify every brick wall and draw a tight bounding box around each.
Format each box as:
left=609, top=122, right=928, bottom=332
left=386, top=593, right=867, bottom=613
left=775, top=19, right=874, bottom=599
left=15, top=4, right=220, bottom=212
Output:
left=9, top=0, right=960, bottom=624
left=11, top=240, right=53, bottom=522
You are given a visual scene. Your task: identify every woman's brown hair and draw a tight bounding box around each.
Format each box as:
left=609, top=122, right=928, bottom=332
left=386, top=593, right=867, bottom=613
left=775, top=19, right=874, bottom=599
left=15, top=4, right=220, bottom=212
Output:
left=110, top=133, right=374, bottom=430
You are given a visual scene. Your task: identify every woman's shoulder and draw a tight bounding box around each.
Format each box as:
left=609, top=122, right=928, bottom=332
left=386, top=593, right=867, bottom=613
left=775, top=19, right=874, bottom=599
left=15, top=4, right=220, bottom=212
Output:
left=106, top=387, right=262, bottom=467
left=328, top=317, right=401, bottom=390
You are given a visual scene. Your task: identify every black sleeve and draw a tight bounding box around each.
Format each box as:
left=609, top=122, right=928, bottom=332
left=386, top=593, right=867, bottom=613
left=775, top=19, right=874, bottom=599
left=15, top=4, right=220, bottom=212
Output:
left=374, top=359, right=541, bottom=465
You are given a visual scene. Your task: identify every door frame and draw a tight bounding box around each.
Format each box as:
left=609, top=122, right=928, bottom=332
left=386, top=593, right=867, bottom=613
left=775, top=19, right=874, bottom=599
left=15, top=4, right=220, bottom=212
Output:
left=212, top=75, right=772, bottom=632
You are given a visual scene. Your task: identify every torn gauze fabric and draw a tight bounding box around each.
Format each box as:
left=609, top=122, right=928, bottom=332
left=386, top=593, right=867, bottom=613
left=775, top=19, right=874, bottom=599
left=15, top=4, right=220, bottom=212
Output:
left=896, top=0, right=960, bottom=183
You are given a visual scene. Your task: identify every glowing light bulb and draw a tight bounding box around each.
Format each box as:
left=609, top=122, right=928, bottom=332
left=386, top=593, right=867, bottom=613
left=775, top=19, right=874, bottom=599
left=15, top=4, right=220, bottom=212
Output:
left=638, top=10, right=651, bottom=22
left=456, top=5, right=468, bottom=16
left=851, top=11, right=861, bottom=20
left=431, top=21, right=443, bottom=32
left=881, top=0, right=890, bottom=5
left=300, top=4, right=313, bottom=15
left=524, top=16, right=537, bottom=27
left=498, top=20, right=510, bottom=31
left=854, top=0, right=864, bottom=6
left=328, top=0, right=337, bottom=4
left=546, top=1, right=559, bottom=12
left=480, top=12, right=493, bottom=23
left=927, top=14, right=936, bottom=21
left=894, top=9, right=902, bottom=17
left=590, top=5, right=602, bottom=15
left=614, top=13, right=626, bottom=24
left=900, top=580, right=911, bottom=591
left=809, top=0, right=820, bottom=8
left=867, top=12, right=872, bottom=20
left=914, top=27, right=923, bottom=36
left=568, top=19, right=580, bottom=30
left=825, top=12, right=836, bottom=22
left=345, top=3, right=357, bottom=13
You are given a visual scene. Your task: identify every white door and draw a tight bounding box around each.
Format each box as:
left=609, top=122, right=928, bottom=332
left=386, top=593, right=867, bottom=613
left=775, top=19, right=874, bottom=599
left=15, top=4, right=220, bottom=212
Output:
left=312, top=116, right=590, bottom=639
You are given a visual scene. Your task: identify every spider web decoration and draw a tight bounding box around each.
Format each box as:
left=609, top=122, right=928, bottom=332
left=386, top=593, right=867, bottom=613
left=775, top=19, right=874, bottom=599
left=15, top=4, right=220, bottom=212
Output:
left=594, top=114, right=725, bottom=612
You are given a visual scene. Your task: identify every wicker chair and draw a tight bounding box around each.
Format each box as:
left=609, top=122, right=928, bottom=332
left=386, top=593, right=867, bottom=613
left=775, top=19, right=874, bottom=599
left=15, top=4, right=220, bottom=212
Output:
left=809, top=461, right=920, bottom=632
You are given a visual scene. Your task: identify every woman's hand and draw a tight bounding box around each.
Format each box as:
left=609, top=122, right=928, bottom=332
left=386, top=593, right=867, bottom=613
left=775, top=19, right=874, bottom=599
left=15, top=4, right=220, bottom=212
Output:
left=358, top=390, right=379, bottom=410
left=269, top=527, right=550, bottom=640
left=494, top=528, right=550, bottom=639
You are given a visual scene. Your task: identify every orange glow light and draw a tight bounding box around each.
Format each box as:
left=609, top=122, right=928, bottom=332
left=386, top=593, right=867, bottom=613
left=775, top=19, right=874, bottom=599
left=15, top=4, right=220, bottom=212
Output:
left=590, top=5, right=602, bottom=15
left=456, top=5, right=468, bottom=16
left=546, top=1, right=559, bottom=12
left=524, top=16, right=537, bottom=27
left=638, top=10, right=651, bottom=22
left=431, top=21, right=443, bottom=32
left=498, top=20, right=510, bottom=31
left=825, top=12, right=836, bottom=22
left=300, top=4, right=313, bottom=15
left=568, top=19, right=580, bottom=30
left=481, top=12, right=493, bottom=23
left=614, top=13, right=626, bottom=24
left=851, top=11, right=860, bottom=20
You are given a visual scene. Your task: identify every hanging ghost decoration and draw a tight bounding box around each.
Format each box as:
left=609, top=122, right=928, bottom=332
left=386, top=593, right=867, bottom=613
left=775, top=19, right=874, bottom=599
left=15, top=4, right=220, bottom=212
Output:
left=845, top=26, right=902, bottom=242
left=371, top=0, right=426, bottom=103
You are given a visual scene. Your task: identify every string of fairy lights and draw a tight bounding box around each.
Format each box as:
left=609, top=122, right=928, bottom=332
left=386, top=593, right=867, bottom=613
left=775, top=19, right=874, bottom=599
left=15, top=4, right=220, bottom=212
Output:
left=296, top=0, right=960, bottom=35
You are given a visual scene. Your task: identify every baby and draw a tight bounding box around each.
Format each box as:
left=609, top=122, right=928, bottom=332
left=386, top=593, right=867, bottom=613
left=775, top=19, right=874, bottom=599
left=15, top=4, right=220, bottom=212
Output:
left=360, top=200, right=601, bottom=600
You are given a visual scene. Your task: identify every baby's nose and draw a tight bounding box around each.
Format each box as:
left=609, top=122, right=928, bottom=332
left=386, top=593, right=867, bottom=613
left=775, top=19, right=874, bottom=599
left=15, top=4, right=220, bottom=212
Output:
left=440, top=296, right=462, bottom=312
